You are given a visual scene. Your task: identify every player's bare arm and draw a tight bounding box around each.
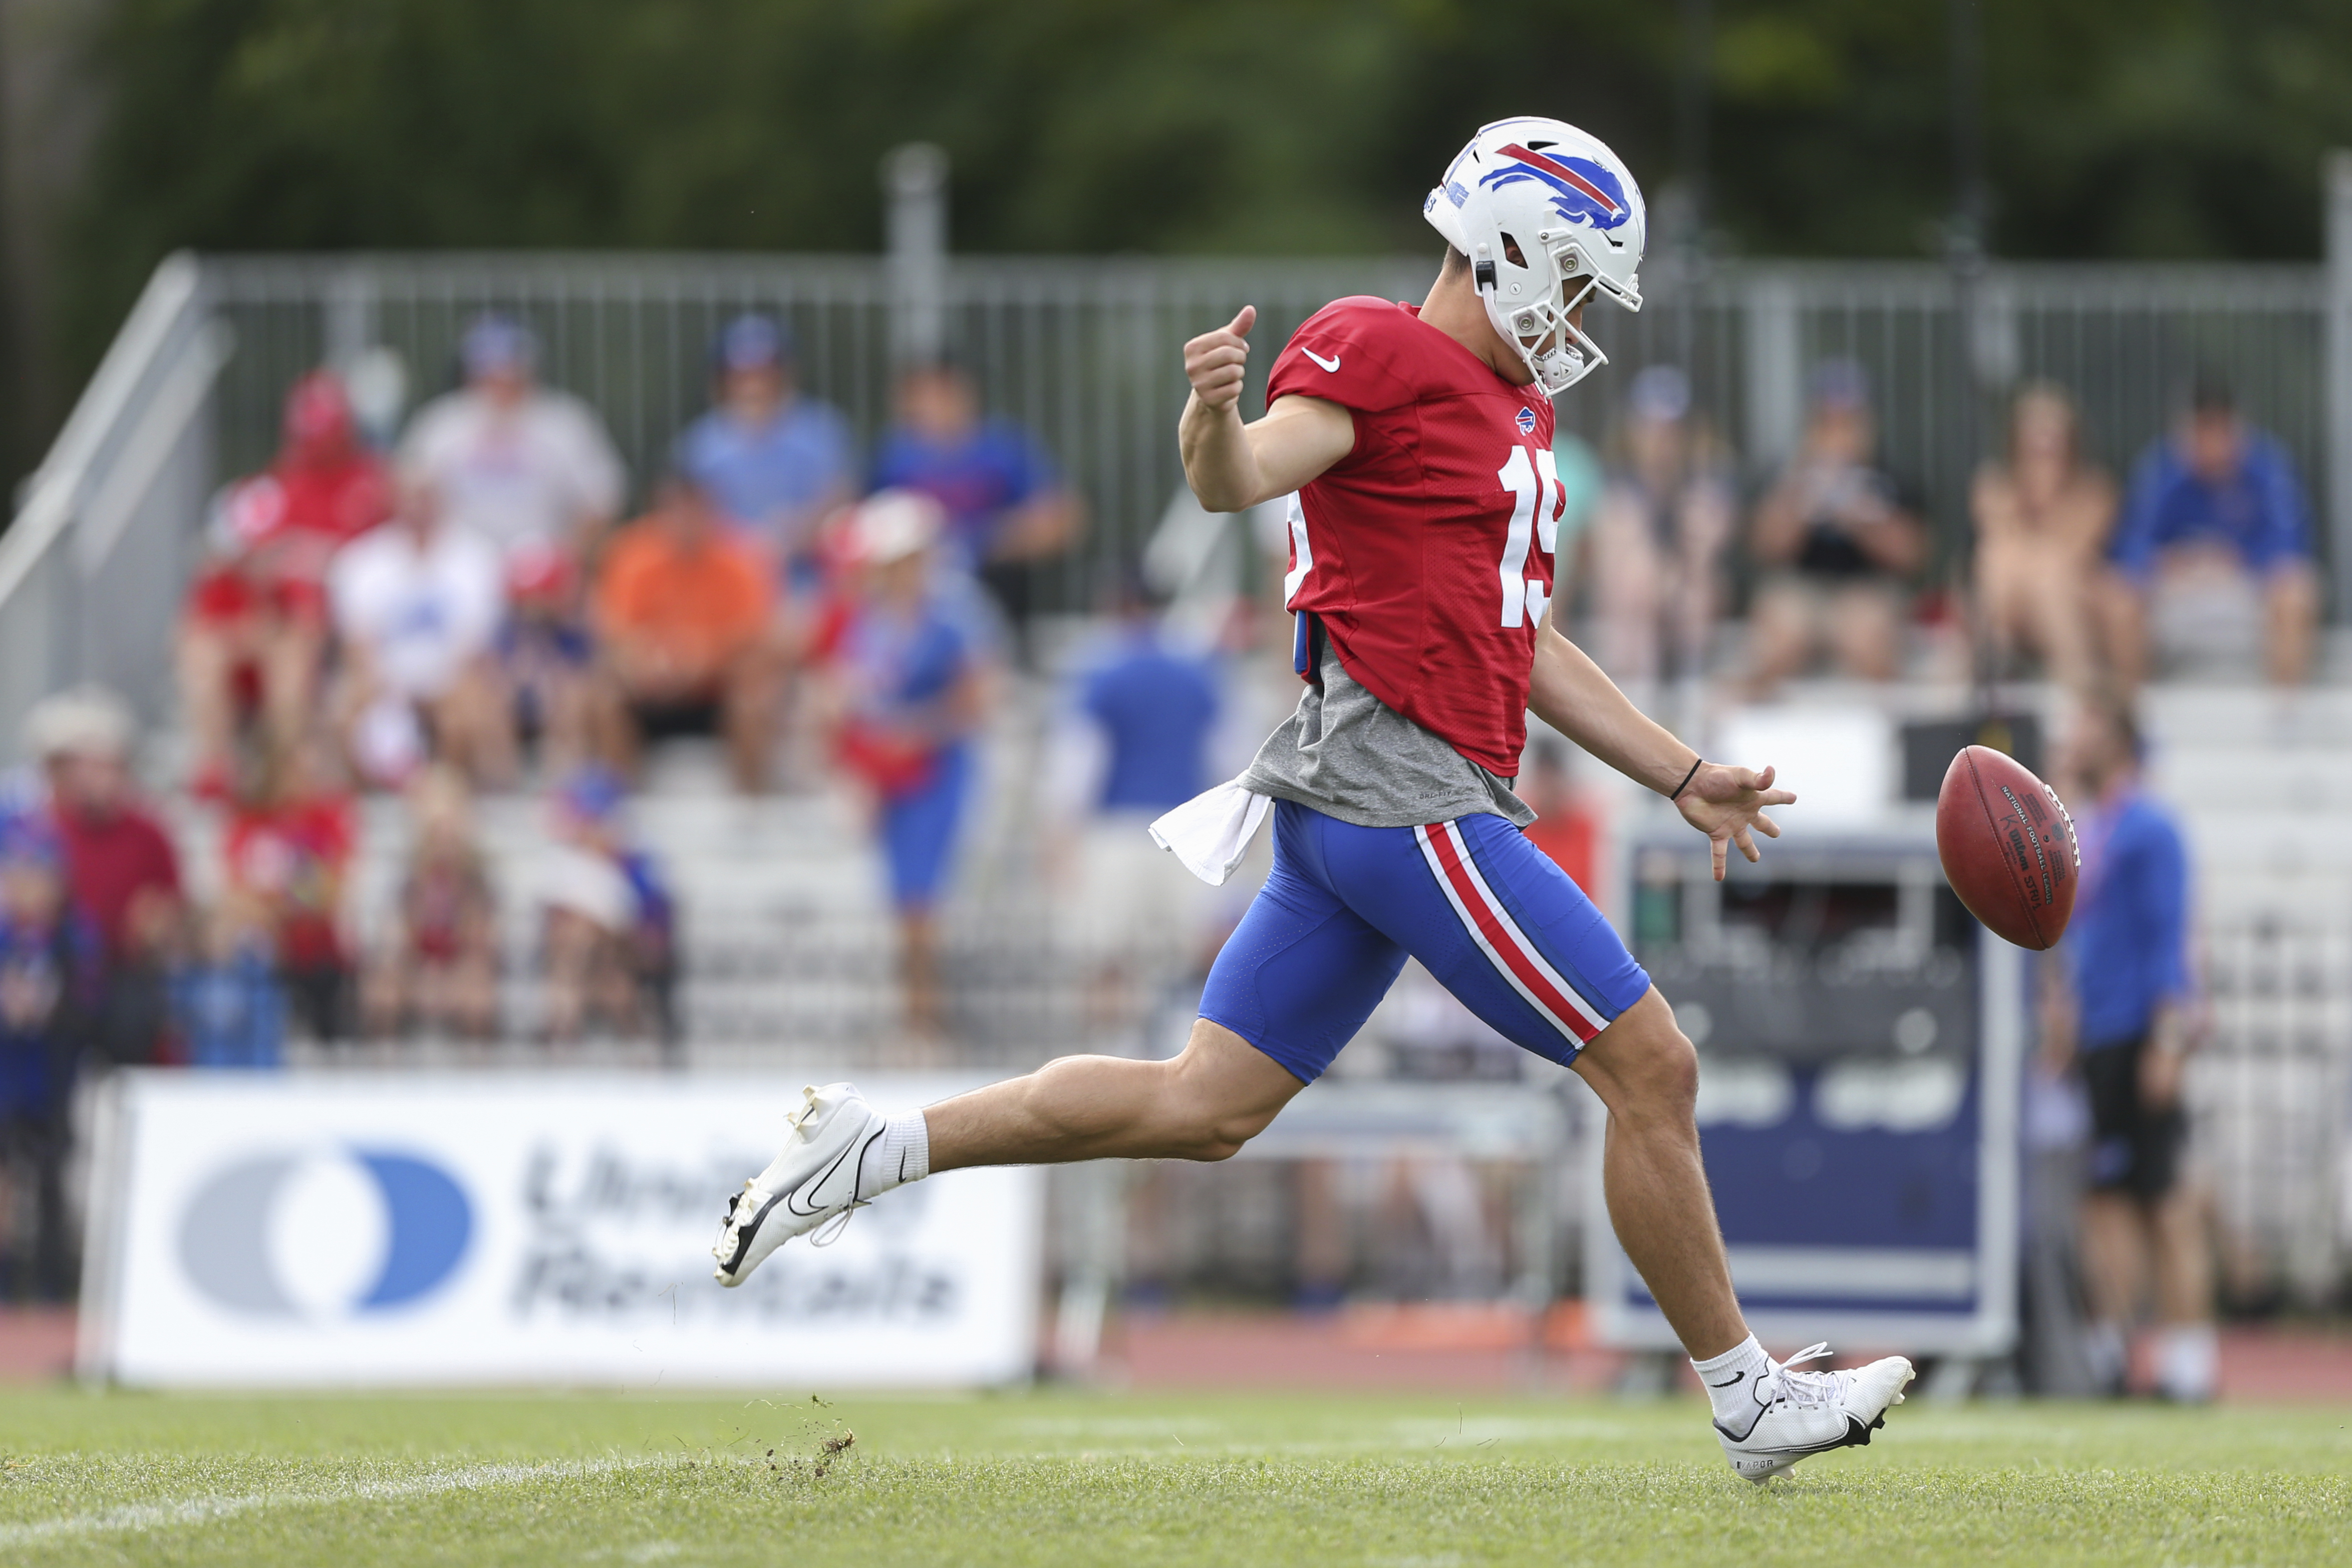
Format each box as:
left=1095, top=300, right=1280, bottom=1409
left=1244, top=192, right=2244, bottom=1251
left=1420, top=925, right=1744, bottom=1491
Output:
left=1526, top=608, right=1793, bottom=881
left=1179, top=306, right=1355, bottom=510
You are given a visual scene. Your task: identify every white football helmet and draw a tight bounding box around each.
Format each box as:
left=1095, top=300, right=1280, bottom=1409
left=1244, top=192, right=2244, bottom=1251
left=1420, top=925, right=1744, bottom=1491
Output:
left=1424, top=117, right=1646, bottom=396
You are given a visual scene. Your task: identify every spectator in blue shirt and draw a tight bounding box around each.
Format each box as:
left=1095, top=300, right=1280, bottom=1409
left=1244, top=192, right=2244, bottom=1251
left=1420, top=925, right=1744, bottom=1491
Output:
left=2046, top=691, right=2213, bottom=1401
left=2103, top=375, right=2318, bottom=687
left=870, top=359, right=1082, bottom=639
left=1078, top=589, right=1222, bottom=815
left=1047, top=573, right=1225, bottom=1025
left=676, top=315, right=855, bottom=598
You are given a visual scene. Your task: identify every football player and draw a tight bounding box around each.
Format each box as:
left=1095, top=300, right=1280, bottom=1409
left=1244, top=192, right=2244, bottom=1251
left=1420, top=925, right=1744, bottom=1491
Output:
left=714, top=118, right=1913, bottom=1480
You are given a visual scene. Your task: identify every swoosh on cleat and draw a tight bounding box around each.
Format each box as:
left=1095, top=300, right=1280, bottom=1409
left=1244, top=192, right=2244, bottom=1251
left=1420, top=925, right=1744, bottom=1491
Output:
left=718, top=1190, right=786, bottom=1275
left=784, top=1141, right=859, bottom=1218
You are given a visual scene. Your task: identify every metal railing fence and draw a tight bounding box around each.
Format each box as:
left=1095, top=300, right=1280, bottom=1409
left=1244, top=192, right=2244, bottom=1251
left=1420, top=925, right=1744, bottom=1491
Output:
left=0, top=247, right=2342, bottom=757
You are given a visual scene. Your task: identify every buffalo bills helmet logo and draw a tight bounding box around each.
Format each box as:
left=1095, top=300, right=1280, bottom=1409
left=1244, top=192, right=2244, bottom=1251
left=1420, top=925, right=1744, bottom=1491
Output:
left=1480, top=144, right=1632, bottom=232
left=1516, top=407, right=1538, bottom=435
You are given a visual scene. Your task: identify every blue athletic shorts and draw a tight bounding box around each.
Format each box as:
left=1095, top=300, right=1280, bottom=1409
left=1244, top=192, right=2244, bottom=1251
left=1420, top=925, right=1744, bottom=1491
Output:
left=1200, top=800, right=1653, bottom=1083
left=879, top=745, right=973, bottom=912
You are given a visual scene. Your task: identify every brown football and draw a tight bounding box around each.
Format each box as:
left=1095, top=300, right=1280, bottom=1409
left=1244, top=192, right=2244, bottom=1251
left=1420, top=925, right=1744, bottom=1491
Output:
left=1935, top=745, right=2081, bottom=950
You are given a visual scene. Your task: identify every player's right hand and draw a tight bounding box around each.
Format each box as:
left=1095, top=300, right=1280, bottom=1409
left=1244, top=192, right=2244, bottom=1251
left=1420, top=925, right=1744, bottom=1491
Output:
left=1675, top=761, right=1796, bottom=881
left=1184, top=306, right=1256, bottom=414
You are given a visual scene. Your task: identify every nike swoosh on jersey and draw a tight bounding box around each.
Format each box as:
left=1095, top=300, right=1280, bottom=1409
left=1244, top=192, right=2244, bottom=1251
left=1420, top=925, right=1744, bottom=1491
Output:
left=1302, top=348, right=1341, bottom=372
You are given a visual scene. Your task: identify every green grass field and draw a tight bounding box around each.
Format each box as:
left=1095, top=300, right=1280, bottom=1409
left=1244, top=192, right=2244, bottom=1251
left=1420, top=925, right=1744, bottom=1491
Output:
left=0, top=1387, right=2345, bottom=1566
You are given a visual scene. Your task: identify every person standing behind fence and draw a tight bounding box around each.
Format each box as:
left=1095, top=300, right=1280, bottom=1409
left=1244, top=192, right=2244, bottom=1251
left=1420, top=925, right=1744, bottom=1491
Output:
left=2100, top=374, right=2318, bottom=689
left=676, top=315, right=855, bottom=602
left=870, top=359, right=1081, bottom=645
left=814, top=492, right=995, bottom=1041
left=1578, top=366, right=1735, bottom=689
left=399, top=313, right=626, bottom=572
left=2048, top=690, right=2215, bottom=1402
left=1744, top=361, right=1927, bottom=693
left=1971, top=383, right=2117, bottom=693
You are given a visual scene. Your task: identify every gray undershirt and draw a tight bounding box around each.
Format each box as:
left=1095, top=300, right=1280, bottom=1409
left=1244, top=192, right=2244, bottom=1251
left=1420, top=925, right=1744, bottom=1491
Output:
left=1240, top=640, right=1534, bottom=830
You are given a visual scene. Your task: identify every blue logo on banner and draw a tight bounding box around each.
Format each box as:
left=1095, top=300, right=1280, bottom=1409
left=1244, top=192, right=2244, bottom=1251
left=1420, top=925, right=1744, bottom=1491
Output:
left=178, top=1147, right=473, bottom=1318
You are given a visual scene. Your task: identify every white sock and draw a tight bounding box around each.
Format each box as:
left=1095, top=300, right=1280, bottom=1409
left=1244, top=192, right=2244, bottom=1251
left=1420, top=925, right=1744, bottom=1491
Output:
left=1692, top=1335, right=1773, bottom=1424
left=2157, top=1324, right=2217, bottom=1403
left=859, top=1110, right=931, bottom=1200
left=2083, top=1321, right=2127, bottom=1391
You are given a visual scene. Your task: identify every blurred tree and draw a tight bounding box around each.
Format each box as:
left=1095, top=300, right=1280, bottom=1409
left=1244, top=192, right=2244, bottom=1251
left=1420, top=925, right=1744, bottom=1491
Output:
left=14, top=0, right=2352, bottom=470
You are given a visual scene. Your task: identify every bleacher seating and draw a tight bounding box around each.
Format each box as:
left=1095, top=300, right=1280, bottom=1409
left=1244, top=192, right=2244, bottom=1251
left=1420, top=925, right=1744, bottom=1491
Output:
left=2145, top=687, right=2352, bottom=1308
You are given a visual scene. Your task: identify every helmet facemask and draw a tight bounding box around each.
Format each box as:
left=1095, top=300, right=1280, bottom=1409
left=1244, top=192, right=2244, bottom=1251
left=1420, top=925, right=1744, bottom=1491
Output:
left=1474, top=231, right=1627, bottom=398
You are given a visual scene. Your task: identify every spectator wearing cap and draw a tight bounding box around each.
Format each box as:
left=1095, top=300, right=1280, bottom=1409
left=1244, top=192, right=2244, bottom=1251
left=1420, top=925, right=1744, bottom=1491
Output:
left=1744, top=360, right=1929, bottom=692
left=398, top=312, right=626, bottom=570
left=813, top=490, right=998, bottom=1039
left=536, top=765, right=677, bottom=1049
left=675, top=314, right=856, bottom=599
left=871, top=359, right=1082, bottom=640
left=0, top=811, right=100, bottom=1298
left=328, top=471, right=515, bottom=788
left=26, top=688, right=182, bottom=1066
left=180, top=371, right=393, bottom=799
left=2101, top=375, right=2318, bottom=687
left=1578, top=365, right=1736, bottom=688
left=1971, top=383, right=2118, bottom=693
left=592, top=472, right=781, bottom=793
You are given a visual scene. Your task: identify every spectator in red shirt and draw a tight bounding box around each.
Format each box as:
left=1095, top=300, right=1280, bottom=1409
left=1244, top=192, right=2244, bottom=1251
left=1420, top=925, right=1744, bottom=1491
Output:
left=180, top=373, right=391, bottom=798
left=25, top=688, right=183, bottom=1065
left=223, top=738, right=357, bottom=1042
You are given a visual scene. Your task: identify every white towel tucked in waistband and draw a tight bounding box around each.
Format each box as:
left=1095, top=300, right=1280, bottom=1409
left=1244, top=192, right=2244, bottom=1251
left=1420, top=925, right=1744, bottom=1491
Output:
left=1147, top=778, right=1274, bottom=886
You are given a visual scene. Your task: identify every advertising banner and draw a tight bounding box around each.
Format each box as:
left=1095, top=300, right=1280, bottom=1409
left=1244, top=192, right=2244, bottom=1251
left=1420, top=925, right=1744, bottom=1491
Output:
left=79, top=1072, right=1043, bottom=1388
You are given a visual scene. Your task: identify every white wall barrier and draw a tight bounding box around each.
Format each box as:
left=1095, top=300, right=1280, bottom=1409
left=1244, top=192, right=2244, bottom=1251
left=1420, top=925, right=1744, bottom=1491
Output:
left=76, top=1072, right=1042, bottom=1388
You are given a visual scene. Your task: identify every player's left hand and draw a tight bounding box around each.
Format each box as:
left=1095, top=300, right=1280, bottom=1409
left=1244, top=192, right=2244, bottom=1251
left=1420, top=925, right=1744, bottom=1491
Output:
left=1675, top=762, right=1795, bottom=881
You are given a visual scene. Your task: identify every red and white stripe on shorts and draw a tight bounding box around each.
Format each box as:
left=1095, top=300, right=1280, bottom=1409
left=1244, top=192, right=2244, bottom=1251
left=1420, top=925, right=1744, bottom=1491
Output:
left=1412, top=820, right=1612, bottom=1046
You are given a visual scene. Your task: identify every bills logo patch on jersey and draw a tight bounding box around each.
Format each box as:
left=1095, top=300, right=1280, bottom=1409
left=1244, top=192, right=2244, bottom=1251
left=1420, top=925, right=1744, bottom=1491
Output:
left=1482, top=144, right=1632, bottom=232
left=1516, top=406, right=1538, bottom=435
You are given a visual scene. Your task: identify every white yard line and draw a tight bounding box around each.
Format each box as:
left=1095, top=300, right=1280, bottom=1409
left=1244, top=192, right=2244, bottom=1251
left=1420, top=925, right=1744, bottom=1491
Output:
left=0, top=1457, right=636, bottom=1545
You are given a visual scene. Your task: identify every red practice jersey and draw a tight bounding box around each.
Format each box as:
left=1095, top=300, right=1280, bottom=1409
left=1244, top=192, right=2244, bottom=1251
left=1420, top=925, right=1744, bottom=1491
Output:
left=1267, top=297, right=1568, bottom=777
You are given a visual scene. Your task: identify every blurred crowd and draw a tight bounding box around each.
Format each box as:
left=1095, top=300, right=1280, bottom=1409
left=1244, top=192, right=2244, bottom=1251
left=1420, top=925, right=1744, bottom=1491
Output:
left=0, top=310, right=1118, bottom=1294
left=1564, top=359, right=2320, bottom=699
left=0, top=307, right=2317, bottom=1336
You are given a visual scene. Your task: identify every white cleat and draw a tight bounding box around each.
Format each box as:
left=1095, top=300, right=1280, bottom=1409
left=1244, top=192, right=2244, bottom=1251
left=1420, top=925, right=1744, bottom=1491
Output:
left=1714, top=1344, right=1915, bottom=1483
left=712, top=1083, right=889, bottom=1287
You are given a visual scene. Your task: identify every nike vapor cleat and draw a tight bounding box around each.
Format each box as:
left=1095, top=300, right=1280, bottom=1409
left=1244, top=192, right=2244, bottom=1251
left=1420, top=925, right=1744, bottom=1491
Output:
left=1714, top=1343, right=1915, bottom=1483
left=713, top=1083, right=885, bottom=1286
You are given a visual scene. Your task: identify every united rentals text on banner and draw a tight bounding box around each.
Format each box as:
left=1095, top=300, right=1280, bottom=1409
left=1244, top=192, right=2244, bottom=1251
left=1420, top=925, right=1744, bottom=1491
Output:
left=79, top=1072, right=1042, bottom=1387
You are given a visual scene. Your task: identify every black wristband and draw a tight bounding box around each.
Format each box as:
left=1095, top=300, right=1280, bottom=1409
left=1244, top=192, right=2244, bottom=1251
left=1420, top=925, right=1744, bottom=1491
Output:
left=1669, top=758, right=1703, bottom=800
